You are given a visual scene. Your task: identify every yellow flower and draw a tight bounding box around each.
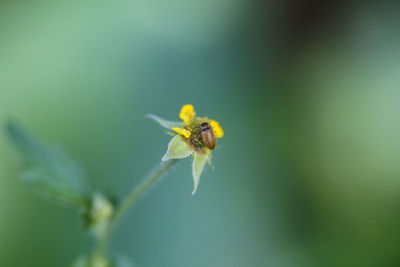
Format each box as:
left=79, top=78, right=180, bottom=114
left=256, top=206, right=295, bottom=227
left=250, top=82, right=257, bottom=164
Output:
left=172, top=104, right=224, bottom=143
left=147, top=104, right=224, bottom=195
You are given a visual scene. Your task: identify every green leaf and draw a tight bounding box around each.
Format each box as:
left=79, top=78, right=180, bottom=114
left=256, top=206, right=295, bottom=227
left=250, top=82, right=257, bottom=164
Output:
left=146, top=114, right=182, bottom=129
left=162, top=135, right=193, bottom=162
left=191, top=152, right=209, bottom=195
left=6, top=121, right=90, bottom=208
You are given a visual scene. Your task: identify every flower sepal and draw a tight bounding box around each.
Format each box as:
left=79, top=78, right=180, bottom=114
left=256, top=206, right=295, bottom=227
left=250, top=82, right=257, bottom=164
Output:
left=192, top=151, right=210, bottom=195
left=162, top=135, right=193, bottom=162
left=146, top=114, right=182, bottom=130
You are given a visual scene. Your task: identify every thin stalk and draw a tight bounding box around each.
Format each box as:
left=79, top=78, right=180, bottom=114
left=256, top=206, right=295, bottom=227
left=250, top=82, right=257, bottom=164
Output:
left=93, top=159, right=178, bottom=259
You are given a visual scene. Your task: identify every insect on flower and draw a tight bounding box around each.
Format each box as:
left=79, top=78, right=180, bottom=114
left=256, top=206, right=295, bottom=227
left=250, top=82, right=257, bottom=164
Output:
left=201, top=122, right=216, bottom=150
left=147, top=104, right=224, bottom=195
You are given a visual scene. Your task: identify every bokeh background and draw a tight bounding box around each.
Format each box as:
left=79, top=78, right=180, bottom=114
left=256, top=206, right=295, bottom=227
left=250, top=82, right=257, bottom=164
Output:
left=1, top=1, right=400, bottom=266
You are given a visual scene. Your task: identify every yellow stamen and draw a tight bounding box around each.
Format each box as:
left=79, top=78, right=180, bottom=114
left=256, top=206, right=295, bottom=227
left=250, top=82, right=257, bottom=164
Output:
left=172, top=127, right=191, bottom=138
left=210, top=120, right=224, bottom=138
left=179, top=104, right=196, bottom=125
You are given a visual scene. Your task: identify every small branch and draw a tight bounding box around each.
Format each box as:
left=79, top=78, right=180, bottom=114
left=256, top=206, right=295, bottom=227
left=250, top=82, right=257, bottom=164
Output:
left=93, top=159, right=179, bottom=258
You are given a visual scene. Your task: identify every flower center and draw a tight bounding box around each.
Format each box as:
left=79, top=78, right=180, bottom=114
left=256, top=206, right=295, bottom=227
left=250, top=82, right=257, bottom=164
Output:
left=183, top=118, right=211, bottom=150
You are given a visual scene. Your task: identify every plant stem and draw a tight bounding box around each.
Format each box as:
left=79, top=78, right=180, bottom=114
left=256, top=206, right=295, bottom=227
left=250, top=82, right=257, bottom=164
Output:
left=93, top=159, right=178, bottom=259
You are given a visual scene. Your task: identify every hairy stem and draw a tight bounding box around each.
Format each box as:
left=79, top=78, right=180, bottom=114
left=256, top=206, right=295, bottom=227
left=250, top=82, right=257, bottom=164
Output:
left=93, top=159, right=178, bottom=259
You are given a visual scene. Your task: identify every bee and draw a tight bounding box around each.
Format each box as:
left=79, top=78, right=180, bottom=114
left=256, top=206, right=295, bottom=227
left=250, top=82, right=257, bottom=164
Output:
left=201, top=122, right=216, bottom=150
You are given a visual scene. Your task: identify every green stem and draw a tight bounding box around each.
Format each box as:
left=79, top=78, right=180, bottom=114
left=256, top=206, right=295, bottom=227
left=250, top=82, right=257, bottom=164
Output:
left=93, top=159, right=178, bottom=259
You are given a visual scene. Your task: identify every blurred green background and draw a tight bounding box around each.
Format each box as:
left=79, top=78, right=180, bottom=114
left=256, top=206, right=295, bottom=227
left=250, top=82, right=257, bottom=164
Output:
left=1, top=1, right=400, bottom=266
